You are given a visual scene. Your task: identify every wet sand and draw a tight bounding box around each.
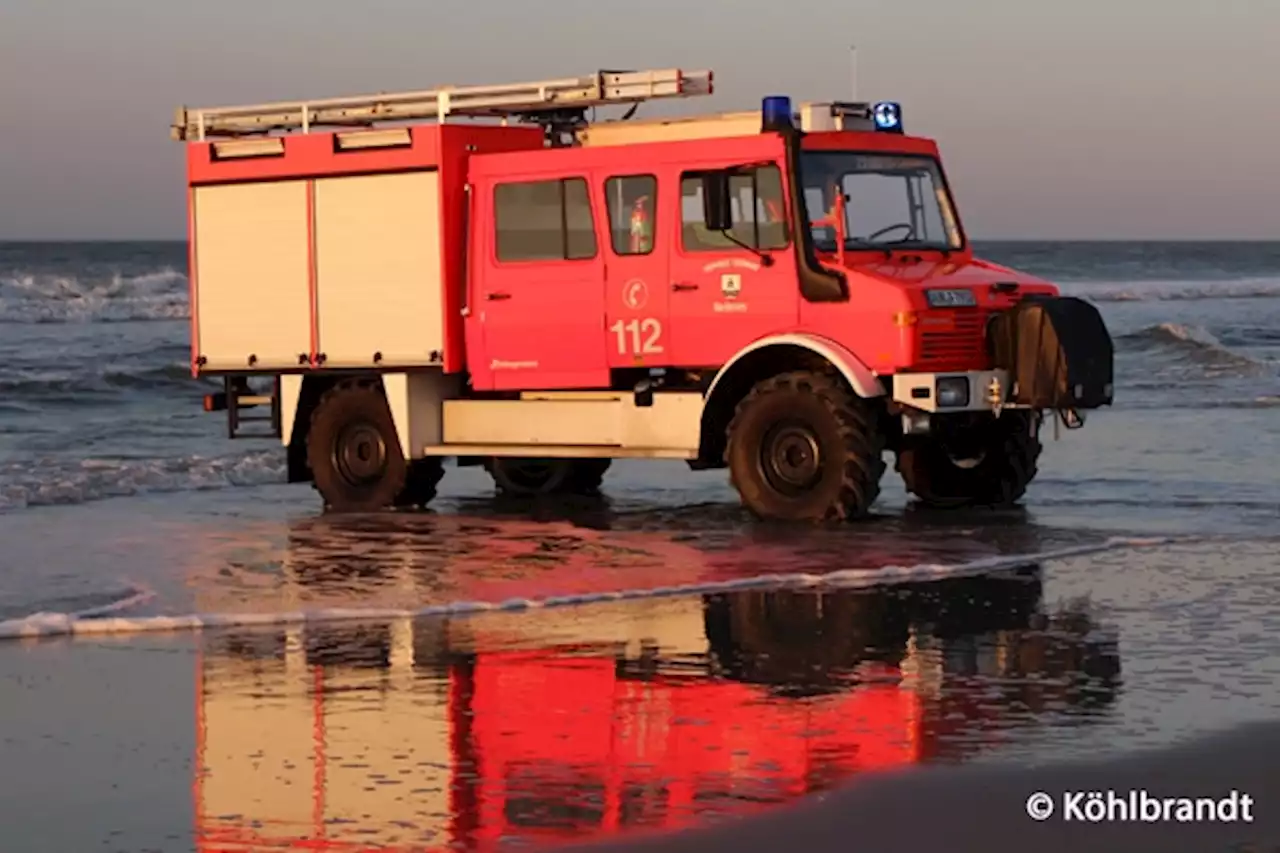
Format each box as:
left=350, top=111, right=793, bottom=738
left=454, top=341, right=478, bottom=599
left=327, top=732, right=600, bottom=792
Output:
left=2, top=478, right=1278, bottom=851
left=567, top=720, right=1280, bottom=853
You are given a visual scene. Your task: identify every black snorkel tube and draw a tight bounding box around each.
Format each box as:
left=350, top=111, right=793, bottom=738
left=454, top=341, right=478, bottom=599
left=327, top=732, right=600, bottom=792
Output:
left=761, top=96, right=848, bottom=303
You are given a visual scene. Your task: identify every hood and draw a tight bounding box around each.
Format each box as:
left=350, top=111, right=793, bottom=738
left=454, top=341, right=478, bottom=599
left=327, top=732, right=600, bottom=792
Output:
left=841, top=255, right=1058, bottom=300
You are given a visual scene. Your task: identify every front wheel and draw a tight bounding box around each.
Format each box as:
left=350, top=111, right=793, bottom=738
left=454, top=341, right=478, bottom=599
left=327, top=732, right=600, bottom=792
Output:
left=725, top=371, right=886, bottom=522
left=895, top=410, right=1043, bottom=508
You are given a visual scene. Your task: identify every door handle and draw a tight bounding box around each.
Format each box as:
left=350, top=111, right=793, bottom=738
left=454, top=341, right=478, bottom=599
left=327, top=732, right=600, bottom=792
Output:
left=486, top=292, right=512, bottom=301
left=672, top=282, right=699, bottom=292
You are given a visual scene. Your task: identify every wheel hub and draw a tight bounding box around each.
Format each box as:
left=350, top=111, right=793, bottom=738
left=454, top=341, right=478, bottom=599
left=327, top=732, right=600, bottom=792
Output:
left=334, top=423, right=388, bottom=485
left=760, top=423, right=823, bottom=495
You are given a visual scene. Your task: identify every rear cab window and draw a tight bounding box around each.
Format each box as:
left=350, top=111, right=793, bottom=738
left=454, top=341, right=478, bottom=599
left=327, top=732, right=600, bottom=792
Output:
left=494, top=177, right=597, bottom=262
left=679, top=165, right=789, bottom=253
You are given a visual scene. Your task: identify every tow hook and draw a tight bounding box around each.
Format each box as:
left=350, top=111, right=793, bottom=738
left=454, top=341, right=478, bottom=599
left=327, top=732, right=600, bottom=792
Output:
left=986, top=375, right=1004, bottom=415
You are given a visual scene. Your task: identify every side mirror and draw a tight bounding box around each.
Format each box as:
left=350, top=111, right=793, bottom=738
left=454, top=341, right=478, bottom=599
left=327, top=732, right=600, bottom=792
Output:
left=701, top=172, right=732, bottom=232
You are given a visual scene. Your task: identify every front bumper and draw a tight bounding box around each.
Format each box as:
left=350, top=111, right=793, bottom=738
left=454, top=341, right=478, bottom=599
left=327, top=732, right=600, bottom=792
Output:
left=890, top=369, right=1009, bottom=413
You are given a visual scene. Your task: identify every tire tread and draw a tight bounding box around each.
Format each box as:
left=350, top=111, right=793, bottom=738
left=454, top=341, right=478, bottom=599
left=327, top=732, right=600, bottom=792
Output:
left=726, top=370, right=886, bottom=522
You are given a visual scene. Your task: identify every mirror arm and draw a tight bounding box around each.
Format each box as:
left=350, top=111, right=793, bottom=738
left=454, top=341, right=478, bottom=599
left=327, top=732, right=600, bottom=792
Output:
left=717, top=229, right=774, bottom=266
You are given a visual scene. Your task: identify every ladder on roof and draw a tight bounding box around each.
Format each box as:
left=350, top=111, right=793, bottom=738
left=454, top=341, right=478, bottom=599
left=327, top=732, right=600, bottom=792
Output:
left=172, top=67, right=714, bottom=141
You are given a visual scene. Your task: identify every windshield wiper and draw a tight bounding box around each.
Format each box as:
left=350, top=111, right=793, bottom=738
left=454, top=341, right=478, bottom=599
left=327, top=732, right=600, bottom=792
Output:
left=842, top=237, right=892, bottom=259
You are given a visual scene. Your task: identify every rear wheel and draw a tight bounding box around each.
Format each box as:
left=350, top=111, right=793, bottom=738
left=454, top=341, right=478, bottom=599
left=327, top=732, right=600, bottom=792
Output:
left=895, top=410, right=1042, bottom=508
left=725, top=371, right=886, bottom=522
left=485, top=457, right=612, bottom=497
left=307, top=378, right=443, bottom=512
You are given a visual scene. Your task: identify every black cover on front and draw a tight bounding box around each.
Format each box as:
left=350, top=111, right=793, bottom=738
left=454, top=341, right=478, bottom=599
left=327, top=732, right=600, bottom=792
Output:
left=988, top=296, right=1114, bottom=409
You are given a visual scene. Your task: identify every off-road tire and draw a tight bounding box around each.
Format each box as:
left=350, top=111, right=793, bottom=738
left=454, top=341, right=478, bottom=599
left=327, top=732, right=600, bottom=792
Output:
left=565, top=458, right=611, bottom=494
left=395, top=457, right=446, bottom=509
left=895, top=410, right=1043, bottom=509
left=307, top=378, right=414, bottom=513
left=725, top=371, right=886, bottom=522
left=485, top=458, right=612, bottom=497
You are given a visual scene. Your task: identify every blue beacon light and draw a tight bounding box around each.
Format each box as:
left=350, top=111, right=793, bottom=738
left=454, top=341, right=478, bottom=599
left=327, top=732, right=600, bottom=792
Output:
left=761, top=96, right=794, bottom=131
left=872, top=101, right=903, bottom=133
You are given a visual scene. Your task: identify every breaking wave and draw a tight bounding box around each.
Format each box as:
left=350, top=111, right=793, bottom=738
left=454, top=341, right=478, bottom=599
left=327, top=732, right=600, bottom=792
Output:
left=0, top=535, right=1175, bottom=641
left=1062, top=277, right=1280, bottom=304
left=0, top=450, right=285, bottom=513
left=1118, top=322, right=1274, bottom=373
left=0, top=267, right=188, bottom=323
left=0, top=584, right=154, bottom=627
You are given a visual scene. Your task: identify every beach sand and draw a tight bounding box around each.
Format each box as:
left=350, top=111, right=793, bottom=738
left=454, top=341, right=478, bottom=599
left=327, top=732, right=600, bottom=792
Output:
left=2, top=475, right=1278, bottom=851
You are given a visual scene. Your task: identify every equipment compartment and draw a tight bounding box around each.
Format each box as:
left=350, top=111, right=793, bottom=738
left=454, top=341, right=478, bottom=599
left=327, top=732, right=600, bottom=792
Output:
left=191, top=181, right=313, bottom=371
left=313, top=171, right=445, bottom=368
left=988, top=296, right=1114, bottom=409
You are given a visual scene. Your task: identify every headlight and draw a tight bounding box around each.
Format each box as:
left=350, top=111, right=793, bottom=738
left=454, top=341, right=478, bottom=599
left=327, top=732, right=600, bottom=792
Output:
left=936, top=376, right=970, bottom=408
left=925, top=288, right=977, bottom=308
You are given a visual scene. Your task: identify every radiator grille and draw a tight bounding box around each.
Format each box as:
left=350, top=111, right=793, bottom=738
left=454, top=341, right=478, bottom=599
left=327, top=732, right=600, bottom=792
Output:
left=917, top=309, right=992, bottom=370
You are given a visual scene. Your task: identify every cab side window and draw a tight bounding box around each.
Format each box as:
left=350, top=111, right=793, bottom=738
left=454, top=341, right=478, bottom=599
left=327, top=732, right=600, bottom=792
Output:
left=604, top=175, right=657, bottom=256
left=680, top=165, right=789, bottom=253
left=494, top=177, right=597, bottom=262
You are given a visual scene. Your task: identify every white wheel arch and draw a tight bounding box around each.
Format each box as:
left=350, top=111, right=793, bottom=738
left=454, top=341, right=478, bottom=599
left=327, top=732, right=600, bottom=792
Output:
left=706, top=333, right=886, bottom=401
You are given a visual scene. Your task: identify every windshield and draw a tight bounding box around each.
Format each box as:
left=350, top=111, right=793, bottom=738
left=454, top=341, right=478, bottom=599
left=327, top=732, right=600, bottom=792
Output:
left=799, top=151, right=963, bottom=252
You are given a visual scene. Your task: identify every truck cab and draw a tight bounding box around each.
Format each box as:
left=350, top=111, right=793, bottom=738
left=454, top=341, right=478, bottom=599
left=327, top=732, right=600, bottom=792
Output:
left=173, top=68, right=1115, bottom=522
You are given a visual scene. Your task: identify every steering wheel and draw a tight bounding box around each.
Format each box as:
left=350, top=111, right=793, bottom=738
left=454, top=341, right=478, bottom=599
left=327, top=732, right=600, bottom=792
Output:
left=865, top=222, right=914, bottom=242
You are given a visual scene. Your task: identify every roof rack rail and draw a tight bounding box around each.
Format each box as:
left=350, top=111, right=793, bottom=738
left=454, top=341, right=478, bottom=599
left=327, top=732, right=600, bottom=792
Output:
left=172, top=67, right=714, bottom=141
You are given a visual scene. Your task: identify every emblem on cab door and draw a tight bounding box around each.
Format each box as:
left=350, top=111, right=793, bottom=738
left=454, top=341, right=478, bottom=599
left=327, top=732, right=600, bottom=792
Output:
left=623, top=279, right=649, bottom=311
left=720, top=273, right=742, bottom=299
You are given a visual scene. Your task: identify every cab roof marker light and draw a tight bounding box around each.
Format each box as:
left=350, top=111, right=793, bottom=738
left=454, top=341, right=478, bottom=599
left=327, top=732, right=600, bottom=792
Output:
left=872, top=101, right=903, bottom=133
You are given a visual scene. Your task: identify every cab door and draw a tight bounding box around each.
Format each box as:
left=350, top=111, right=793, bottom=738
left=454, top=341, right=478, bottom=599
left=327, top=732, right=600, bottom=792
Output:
left=470, top=175, right=609, bottom=391
left=599, top=172, right=671, bottom=370
left=666, top=163, right=799, bottom=367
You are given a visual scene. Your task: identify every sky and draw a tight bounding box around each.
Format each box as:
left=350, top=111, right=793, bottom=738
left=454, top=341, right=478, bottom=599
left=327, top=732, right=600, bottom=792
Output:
left=1, top=0, right=1277, bottom=240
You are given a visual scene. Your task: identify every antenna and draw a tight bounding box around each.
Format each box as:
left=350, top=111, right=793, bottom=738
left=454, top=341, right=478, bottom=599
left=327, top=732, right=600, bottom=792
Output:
left=850, top=44, right=858, bottom=100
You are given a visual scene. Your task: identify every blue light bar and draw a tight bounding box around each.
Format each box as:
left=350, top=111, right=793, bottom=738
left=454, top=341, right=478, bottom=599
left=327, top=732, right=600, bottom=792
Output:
left=761, top=95, right=793, bottom=131
left=872, top=101, right=903, bottom=133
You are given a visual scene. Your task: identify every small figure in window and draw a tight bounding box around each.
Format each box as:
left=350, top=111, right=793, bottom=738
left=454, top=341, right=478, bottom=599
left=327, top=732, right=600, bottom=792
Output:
left=809, top=184, right=848, bottom=254
left=629, top=194, right=653, bottom=254
left=755, top=185, right=788, bottom=249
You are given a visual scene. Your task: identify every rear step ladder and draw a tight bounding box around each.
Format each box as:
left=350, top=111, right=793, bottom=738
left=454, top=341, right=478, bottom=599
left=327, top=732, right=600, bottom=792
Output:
left=172, top=67, right=714, bottom=140
left=204, top=377, right=282, bottom=440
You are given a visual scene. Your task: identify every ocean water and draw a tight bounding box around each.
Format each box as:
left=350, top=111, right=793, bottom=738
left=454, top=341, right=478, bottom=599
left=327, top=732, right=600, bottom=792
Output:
left=0, top=241, right=1278, bottom=852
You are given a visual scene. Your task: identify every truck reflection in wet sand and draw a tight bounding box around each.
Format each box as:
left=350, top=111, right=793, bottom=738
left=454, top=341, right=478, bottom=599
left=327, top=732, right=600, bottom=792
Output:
left=193, top=526, right=1121, bottom=851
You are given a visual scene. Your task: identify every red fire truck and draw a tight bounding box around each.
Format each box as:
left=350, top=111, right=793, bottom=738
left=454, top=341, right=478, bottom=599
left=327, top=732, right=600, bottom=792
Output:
left=173, top=67, right=1114, bottom=521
